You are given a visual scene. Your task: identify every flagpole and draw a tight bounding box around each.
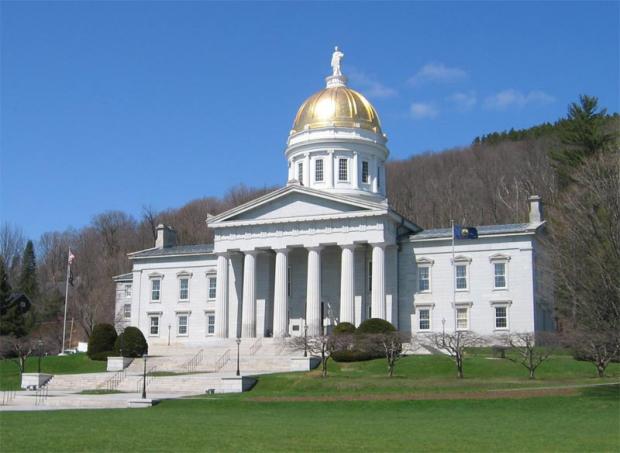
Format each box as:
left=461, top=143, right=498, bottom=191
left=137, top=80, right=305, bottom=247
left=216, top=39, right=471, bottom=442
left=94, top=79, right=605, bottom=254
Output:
left=451, top=219, right=456, bottom=331
left=61, top=251, right=71, bottom=355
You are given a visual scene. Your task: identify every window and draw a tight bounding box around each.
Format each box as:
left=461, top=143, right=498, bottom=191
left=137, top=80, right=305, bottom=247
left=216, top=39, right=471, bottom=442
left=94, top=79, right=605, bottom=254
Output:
left=124, top=284, right=132, bottom=298
left=338, top=158, right=348, bottom=181
left=208, top=277, right=217, bottom=300
left=418, top=267, right=430, bottom=292
left=495, top=306, right=508, bottom=329
left=297, top=162, right=303, bottom=184
left=419, top=308, right=431, bottom=331
left=456, top=307, right=469, bottom=330
left=315, top=159, right=324, bottom=182
left=494, top=262, right=507, bottom=289
left=177, top=314, right=189, bottom=336
left=123, top=304, right=131, bottom=319
left=456, top=265, right=468, bottom=290
left=149, top=316, right=160, bottom=336
left=151, top=279, right=161, bottom=301
left=179, top=278, right=189, bottom=301
left=361, top=161, right=369, bottom=183
left=206, top=312, right=215, bottom=335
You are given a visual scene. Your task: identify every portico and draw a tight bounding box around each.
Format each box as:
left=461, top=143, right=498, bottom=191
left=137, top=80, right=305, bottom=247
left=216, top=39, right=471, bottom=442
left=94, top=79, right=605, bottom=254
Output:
left=206, top=184, right=417, bottom=338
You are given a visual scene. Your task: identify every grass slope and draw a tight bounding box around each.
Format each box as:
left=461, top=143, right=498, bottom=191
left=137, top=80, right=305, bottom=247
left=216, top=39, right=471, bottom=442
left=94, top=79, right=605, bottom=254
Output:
left=0, top=354, right=106, bottom=390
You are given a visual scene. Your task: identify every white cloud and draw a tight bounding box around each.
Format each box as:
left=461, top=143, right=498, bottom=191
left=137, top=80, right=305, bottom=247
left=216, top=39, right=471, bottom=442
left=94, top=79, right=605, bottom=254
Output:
left=348, top=69, right=397, bottom=99
left=484, top=89, right=555, bottom=110
left=410, top=102, right=439, bottom=119
left=447, top=91, right=477, bottom=111
left=409, top=62, right=467, bottom=85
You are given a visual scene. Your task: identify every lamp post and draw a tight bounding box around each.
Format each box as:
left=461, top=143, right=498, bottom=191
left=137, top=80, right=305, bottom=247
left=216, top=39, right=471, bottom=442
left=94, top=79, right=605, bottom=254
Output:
left=441, top=318, right=446, bottom=348
left=37, top=339, right=43, bottom=374
left=167, top=324, right=171, bottom=346
left=141, top=354, right=147, bottom=399
left=303, top=323, right=308, bottom=358
left=235, top=338, right=241, bottom=377
left=119, top=327, right=125, bottom=358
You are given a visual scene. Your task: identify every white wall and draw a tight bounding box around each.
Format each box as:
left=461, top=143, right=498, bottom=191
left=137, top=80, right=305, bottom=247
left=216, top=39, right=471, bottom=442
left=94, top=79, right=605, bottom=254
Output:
left=398, top=234, right=540, bottom=337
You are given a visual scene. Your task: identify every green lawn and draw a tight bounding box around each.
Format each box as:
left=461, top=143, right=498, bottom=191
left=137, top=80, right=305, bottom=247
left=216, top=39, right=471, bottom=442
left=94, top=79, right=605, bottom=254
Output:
left=1, top=387, right=618, bottom=452
left=0, top=353, right=106, bottom=390
left=1, top=352, right=619, bottom=452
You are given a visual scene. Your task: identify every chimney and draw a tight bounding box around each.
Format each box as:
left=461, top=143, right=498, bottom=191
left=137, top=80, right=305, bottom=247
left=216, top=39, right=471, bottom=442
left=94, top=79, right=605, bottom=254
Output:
left=528, top=195, right=543, bottom=224
left=155, top=224, right=177, bottom=249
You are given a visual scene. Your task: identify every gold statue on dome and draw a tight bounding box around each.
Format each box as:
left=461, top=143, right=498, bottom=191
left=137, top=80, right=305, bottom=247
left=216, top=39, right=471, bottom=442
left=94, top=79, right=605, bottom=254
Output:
left=331, top=46, right=344, bottom=77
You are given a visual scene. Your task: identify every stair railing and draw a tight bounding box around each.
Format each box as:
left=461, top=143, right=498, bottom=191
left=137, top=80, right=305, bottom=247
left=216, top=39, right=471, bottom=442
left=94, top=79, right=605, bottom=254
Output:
left=136, top=365, right=158, bottom=393
left=214, top=349, right=231, bottom=371
left=1, top=389, right=16, bottom=406
left=183, top=349, right=204, bottom=373
left=99, top=368, right=127, bottom=392
left=249, top=337, right=262, bottom=356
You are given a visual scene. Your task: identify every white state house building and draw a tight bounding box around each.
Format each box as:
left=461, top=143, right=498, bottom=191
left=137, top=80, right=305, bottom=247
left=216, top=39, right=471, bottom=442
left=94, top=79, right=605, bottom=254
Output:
left=114, top=50, right=553, bottom=347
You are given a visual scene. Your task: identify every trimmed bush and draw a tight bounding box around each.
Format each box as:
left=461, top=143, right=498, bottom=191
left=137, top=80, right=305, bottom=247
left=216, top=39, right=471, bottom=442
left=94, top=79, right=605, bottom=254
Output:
left=333, top=322, right=356, bottom=335
left=331, top=349, right=376, bottom=362
left=114, top=326, right=148, bottom=358
left=356, top=318, right=396, bottom=334
left=87, top=323, right=117, bottom=361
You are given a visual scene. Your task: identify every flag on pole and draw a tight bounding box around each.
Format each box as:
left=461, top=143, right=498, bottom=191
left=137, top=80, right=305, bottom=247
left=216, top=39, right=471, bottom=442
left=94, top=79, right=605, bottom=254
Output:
left=68, top=249, right=75, bottom=265
left=454, top=225, right=478, bottom=240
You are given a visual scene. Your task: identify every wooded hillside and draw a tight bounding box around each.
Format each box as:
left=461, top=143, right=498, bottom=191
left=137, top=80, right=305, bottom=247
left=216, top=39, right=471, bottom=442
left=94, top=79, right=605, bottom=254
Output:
left=1, top=97, right=618, bottom=348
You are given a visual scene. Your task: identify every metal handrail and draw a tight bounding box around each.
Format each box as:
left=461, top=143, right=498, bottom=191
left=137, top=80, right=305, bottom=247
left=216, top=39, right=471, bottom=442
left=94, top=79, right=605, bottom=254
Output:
left=183, top=349, right=204, bottom=373
left=99, top=368, right=127, bottom=392
left=1, top=389, right=16, bottom=406
left=35, top=386, right=48, bottom=406
left=249, top=337, right=262, bottom=355
left=214, top=349, right=231, bottom=371
left=136, top=365, right=158, bottom=393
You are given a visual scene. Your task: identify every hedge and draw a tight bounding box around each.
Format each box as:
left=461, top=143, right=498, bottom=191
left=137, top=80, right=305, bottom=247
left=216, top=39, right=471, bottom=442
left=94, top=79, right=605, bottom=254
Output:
left=87, top=323, right=117, bottom=361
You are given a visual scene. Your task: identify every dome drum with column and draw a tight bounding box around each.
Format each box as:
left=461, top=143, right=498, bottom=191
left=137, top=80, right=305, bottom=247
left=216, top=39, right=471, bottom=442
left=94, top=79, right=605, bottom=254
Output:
left=285, top=48, right=389, bottom=200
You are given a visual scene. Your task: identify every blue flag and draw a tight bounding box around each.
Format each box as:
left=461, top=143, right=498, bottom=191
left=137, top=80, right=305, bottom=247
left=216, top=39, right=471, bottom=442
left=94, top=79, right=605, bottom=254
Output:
left=454, top=225, right=478, bottom=239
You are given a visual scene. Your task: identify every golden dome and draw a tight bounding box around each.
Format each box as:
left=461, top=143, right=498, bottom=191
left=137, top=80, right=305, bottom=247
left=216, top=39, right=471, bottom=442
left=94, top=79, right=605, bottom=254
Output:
left=292, top=85, right=383, bottom=135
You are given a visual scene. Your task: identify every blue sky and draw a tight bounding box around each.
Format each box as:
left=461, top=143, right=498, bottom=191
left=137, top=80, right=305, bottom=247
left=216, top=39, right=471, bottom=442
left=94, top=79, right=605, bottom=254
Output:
left=1, top=1, right=618, bottom=240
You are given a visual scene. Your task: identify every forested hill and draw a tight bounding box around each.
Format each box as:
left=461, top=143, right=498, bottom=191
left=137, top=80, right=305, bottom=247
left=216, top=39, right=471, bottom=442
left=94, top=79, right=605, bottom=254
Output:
left=386, top=113, right=619, bottom=229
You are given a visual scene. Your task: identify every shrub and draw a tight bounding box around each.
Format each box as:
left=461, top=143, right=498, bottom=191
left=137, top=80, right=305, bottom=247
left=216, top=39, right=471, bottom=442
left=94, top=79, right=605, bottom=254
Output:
left=87, top=323, right=117, bottom=360
left=333, top=322, right=356, bottom=335
left=331, top=349, right=376, bottom=362
left=356, top=318, right=396, bottom=334
left=114, top=326, right=148, bottom=358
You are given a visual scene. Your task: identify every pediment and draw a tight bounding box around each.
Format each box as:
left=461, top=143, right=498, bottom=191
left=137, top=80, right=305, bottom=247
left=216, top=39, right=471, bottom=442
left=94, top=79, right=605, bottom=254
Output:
left=228, top=191, right=370, bottom=222
left=207, top=185, right=388, bottom=226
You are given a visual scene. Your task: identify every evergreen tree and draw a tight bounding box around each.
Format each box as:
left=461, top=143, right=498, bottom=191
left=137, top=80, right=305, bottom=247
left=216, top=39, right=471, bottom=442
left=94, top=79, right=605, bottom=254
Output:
left=552, top=95, right=617, bottom=188
left=0, top=257, right=12, bottom=311
left=0, top=256, right=33, bottom=337
left=18, top=240, right=38, bottom=300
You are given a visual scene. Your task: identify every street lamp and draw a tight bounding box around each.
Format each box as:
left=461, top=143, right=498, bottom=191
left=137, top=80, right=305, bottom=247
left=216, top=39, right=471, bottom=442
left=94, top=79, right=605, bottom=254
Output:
left=441, top=318, right=446, bottom=348
left=141, top=354, right=148, bottom=399
left=167, top=324, right=171, bottom=346
left=235, top=338, right=241, bottom=376
left=37, top=339, right=43, bottom=373
left=303, top=323, right=308, bottom=358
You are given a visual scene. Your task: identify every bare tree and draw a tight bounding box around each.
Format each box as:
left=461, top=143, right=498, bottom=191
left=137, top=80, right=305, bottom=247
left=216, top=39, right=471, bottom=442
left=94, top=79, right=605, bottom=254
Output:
left=431, top=331, right=485, bottom=378
left=360, top=331, right=413, bottom=377
left=0, top=223, right=26, bottom=285
left=500, top=332, right=554, bottom=379
left=289, top=334, right=351, bottom=377
left=563, top=329, right=620, bottom=378
left=0, top=335, right=34, bottom=376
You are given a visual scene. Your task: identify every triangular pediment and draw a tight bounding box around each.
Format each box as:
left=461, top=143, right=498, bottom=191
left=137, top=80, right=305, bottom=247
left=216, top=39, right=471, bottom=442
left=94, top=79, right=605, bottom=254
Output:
left=208, top=185, right=387, bottom=225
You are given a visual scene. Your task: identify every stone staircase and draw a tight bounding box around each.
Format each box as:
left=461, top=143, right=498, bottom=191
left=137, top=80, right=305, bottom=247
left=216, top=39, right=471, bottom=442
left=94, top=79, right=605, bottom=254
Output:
left=45, top=338, right=307, bottom=395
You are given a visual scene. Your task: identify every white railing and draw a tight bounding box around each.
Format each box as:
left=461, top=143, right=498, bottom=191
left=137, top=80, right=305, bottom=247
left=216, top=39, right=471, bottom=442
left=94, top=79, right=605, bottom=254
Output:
left=214, top=349, right=231, bottom=371
left=100, top=368, right=127, bottom=392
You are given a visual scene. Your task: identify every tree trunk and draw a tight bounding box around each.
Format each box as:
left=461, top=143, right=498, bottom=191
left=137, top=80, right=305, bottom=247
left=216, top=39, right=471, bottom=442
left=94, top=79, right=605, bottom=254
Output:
left=596, top=362, right=605, bottom=378
left=456, top=355, right=464, bottom=379
left=529, top=368, right=535, bottom=379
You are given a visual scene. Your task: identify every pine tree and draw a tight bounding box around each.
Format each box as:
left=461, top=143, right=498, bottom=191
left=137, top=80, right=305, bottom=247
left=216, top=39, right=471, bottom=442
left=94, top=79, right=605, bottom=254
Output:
left=0, top=257, right=12, bottom=311
left=18, top=240, right=38, bottom=300
left=552, top=95, right=617, bottom=188
left=0, top=256, right=33, bottom=337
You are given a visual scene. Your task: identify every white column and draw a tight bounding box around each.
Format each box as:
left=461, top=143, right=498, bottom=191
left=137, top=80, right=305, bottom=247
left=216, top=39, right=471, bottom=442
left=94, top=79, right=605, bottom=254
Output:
left=371, top=156, right=378, bottom=193
left=241, top=251, right=257, bottom=338
left=371, top=244, right=386, bottom=319
left=272, top=248, right=289, bottom=338
left=339, top=245, right=355, bottom=324
left=228, top=253, right=243, bottom=338
left=306, top=246, right=322, bottom=336
left=214, top=253, right=229, bottom=338
left=304, top=153, right=311, bottom=186
left=326, top=150, right=334, bottom=188
left=352, top=152, right=359, bottom=189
